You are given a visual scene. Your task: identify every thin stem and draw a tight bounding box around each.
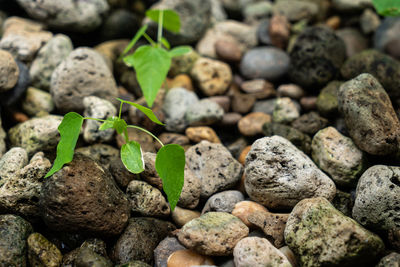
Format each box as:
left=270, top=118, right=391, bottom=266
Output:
left=118, top=102, right=123, bottom=119
left=127, top=125, right=164, bottom=147
left=157, top=10, right=164, bottom=47
left=84, top=117, right=107, bottom=122
left=143, top=33, right=156, bottom=46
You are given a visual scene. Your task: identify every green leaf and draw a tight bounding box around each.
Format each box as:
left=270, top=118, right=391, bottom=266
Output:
left=114, top=118, right=128, bottom=135
left=99, top=117, right=117, bottom=131
left=169, top=46, right=192, bottom=58
left=146, top=9, right=181, bottom=33
left=121, top=141, right=144, bottom=174
left=120, top=25, right=148, bottom=59
left=125, top=45, right=171, bottom=108
left=373, top=0, right=400, bottom=16
left=161, top=37, right=171, bottom=49
left=45, top=112, right=84, bottom=178
left=155, top=144, right=185, bottom=211
left=117, top=98, right=164, bottom=125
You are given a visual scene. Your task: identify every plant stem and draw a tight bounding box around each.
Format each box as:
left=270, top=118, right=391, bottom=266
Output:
left=143, top=33, right=156, bottom=46
left=127, top=125, right=164, bottom=147
left=157, top=10, right=164, bottom=47
left=118, top=102, right=123, bottom=119
left=84, top=117, right=107, bottom=122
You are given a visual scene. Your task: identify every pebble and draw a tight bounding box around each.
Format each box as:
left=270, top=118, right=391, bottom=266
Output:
left=291, top=111, right=329, bottom=135
left=163, top=87, right=199, bottom=132
left=169, top=49, right=200, bottom=77
left=169, top=74, right=194, bottom=91
left=75, top=143, right=120, bottom=170
left=171, top=206, right=201, bottom=227
left=336, top=28, right=368, bottom=58
left=284, top=197, right=384, bottom=267
left=332, top=0, right=373, bottom=12
left=360, top=8, right=380, bottom=35
left=185, top=99, right=224, bottom=126
left=311, top=127, right=365, bottom=187
left=40, top=153, right=130, bottom=237
left=0, top=17, right=52, bottom=62
left=277, top=84, right=304, bottom=99
left=332, top=189, right=354, bottom=217
left=238, top=112, right=271, bottom=136
left=247, top=210, right=289, bottom=248
left=0, top=147, right=28, bottom=182
left=8, top=115, right=62, bottom=156
left=279, top=246, right=297, bottom=267
left=316, top=80, right=341, bottom=117
left=126, top=180, right=170, bottom=217
left=325, top=16, right=341, bottom=30
left=233, top=237, right=292, bottom=267
left=156, top=133, right=190, bottom=150
left=115, top=261, right=151, bottom=267
left=208, top=95, right=230, bottom=113
left=221, top=112, right=243, bottom=126
left=257, top=19, right=272, bottom=45
left=289, top=26, right=346, bottom=88
left=374, top=17, right=400, bottom=52
left=177, top=212, right=249, bottom=256
left=83, top=96, right=117, bottom=144
left=376, top=252, right=400, bottom=267
left=244, top=136, right=336, bottom=209
left=299, top=96, right=317, bottom=111
left=272, top=97, right=300, bottom=124
left=273, top=0, right=318, bottom=22
left=16, top=0, right=109, bottom=32
left=154, top=237, right=185, bottom=267
left=0, top=49, right=19, bottom=92
left=227, top=137, right=247, bottom=160
left=50, top=47, right=118, bottom=113
left=353, top=165, right=400, bottom=232
left=238, top=146, right=251, bottom=165
left=185, top=126, right=221, bottom=143
left=186, top=141, right=243, bottom=199
left=191, top=57, right=232, bottom=96
left=202, top=190, right=244, bottom=214
left=100, top=9, right=140, bottom=40
left=167, top=249, right=214, bottom=267
left=253, top=98, right=277, bottom=115
left=269, top=14, right=291, bottom=49
left=75, top=247, right=113, bottom=267
left=338, top=73, right=400, bottom=155
left=240, top=79, right=276, bottom=99
left=116, top=127, right=156, bottom=153
left=0, top=214, right=33, bottom=266
left=0, top=60, right=30, bottom=107
left=22, top=87, right=54, bottom=116
left=27, top=232, right=62, bottom=267
left=240, top=47, right=290, bottom=81
left=111, top=217, right=175, bottom=264
left=215, top=39, right=242, bottom=62
left=231, top=201, right=269, bottom=227
left=243, top=1, right=273, bottom=24
left=231, top=89, right=256, bottom=114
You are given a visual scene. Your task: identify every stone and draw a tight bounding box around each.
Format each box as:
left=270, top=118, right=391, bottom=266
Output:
left=115, top=262, right=151, bottom=267
left=83, top=96, right=117, bottom=144
left=332, top=0, right=373, bottom=12
left=0, top=214, right=33, bottom=267
left=277, top=84, right=304, bottom=99
left=177, top=212, right=249, bottom=256
left=186, top=141, right=243, bottom=199
left=29, top=34, right=73, bottom=90
left=167, top=250, right=215, bottom=267
left=116, top=127, right=156, bottom=153
left=171, top=206, right=201, bottom=227
left=245, top=136, right=336, bottom=209
left=109, top=157, right=137, bottom=189
left=163, top=87, right=199, bottom=132
left=27, top=232, right=62, bottom=267
left=291, top=111, right=329, bottom=135
left=385, top=39, right=400, bottom=60
left=185, top=99, right=224, bottom=126
left=311, top=127, right=365, bottom=187
left=341, top=49, right=400, bottom=102
left=40, top=153, right=130, bottom=237
left=316, top=80, right=341, bottom=117
left=243, top=1, right=273, bottom=24
left=0, top=60, right=30, bottom=107
left=240, top=47, right=290, bottom=81
left=233, top=237, right=292, bottom=267
left=111, top=217, right=175, bottom=264
left=227, top=137, right=247, bottom=159
left=336, top=28, right=368, bottom=58
left=75, top=247, right=113, bottom=267
left=0, top=147, right=28, bottom=183
left=374, top=17, right=400, bottom=51
left=202, top=190, right=245, bottom=214
left=257, top=19, right=272, bottom=45
left=289, top=26, right=346, bottom=88
left=272, top=97, right=300, bottom=124
left=273, top=0, right=319, bottom=22
left=210, top=0, right=227, bottom=24
left=50, top=47, right=118, bottom=113
left=221, top=112, right=243, bottom=126
left=169, top=74, right=194, bottom=91
left=196, top=20, right=257, bottom=59
left=300, top=96, right=317, bottom=111
left=208, top=95, right=230, bottom=112
left=338, top=73, right=400, bottom=155
left=154, top=237, right=186, bottom=267
left=0, top=118, right=5, bottom=157
left=269, top=14, right=291, bottom=49
left=22, top=87, right=54, bottom=116
left=231, top=201, right=269, bottom=228
left=238, top=112, right=271, bottom=136
left=0, top=17, right=52, bottom=62
left=231, top=90, right=256, bottom=114
left=185, top=126, right=221, bottom=143
left=75, top=144, right=119, bottom=170
left=253, top=98, right=277, bottom=115
left=238, top=146, right=251, bottom=166
left=353, top=165, right=400, bottom=232
left=156, top=133, right=190, bottom=150
left=16, top=0, right=109, bottom=32
left=215, top=39, right=242, bottom=62
left=0, top=49, right=19, bottom=92
left=376, top=253, right=400, bottom=267
left=126, top=180, right=170, bottom=217
left=332, top=190, right=354, bottom=217
left=284, top=197, right=385, bottom=267
left=240, top=79, right=276, bottom=99
left=100, top=9, right=140, bottom=40
left=360, top=8, right=380, bottom=35
left=169, top=49, right=200, bottom=77
left=279, top=246, right=297, bottom=267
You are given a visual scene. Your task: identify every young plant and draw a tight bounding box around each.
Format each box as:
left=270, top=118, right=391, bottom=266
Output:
left=373, top=0, right=400, bottom=16
left=45, top=9, right=191, bottom=211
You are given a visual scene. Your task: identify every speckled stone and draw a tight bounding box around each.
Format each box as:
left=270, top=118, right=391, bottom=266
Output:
left=27, top=232, right=62, bottom=267
left=0, top=147, right=28, bottom=183
left=272, top=97, right=300, bottom=124
left=185, top=126, right=221, bottom=143
left=154, top=237, right=186, bottom=267
left=0, top=49, right=19, bottom=92
left=291, top=111, right=329, bottom=135
left=202, top=190, right=245, bottom=214
left=185, top=99, right=224, bottom=126
left=22, top=87, right=54, bottom=116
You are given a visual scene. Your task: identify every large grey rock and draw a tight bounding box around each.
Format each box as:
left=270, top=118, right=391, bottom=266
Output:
left=16, top=0, right=109, bottom=32
left=244, top=136, right=336, bottom=209
left=0, top=147, right=28, bottom=183
left=376, top=253, right=400, bottom=267
left=29, top=34, right=73, bottom=90
left=285, top=197, right=384, bottom=267
left=353, top=165, right=400, bottom=232
left=50, top=47, right=118, bottom=113
left=186, top=141, right=243, bottom=199
left=338, top=73, right=400, bottom=155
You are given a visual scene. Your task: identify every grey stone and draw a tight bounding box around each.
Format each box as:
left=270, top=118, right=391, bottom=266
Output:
left=291, top=111, right=329, bottom=135
left=338, top=73, right=400, bottom=155
left=154, top=237, right=185, bottom=267
left=169, top=49, right=200, bottom=77
left=360, top=9, right=380, bottom=35
left=273, top=0, right=318, bottom=22
left=109, top=157, right=137, bottom=189
left=233, top=237, right=291, bottom=267
left=75, top=144, right=119, bottom=170
left=83, top=96, right=117, bottom=144
left=8, top=115, right=62, bottom=156
left=336, top=28, right=368, bottom=58
left=186, top=141, right=243, bottom=199
left=374, top=17, right=400, bottom=51
left=50, top=47, right=118, bottom=113
left=0, top=49, right=19, bottom=92
left=244, top=136, right=336, bottom=209
left=0, top=60, right=30, bottom=107
left=353, top=165, right=400, bottom=232
left=0, top=147, right=28, bottom=183
left=252, top=98, right=277, bottom=115
left=162, top=87, right=199, bottom=132
left=16, top=0, right=109, bottom=33
left=29, top=34, right=73, bottom=90
left=202, top=190, right=244, bottom=214
left=284, top=197, right=384, bottom=267
left=100, top=9, right=140, bottom=41
left=75, top=247, right=113, bottom=267
left=240, top=47, right=290, bottom=81
left=210, top=0, right=228, bottom=24
left=177, top=212, right=249, bottom=256
left=272, top=97, right=300, bottom=124
left=185, top=99, right=224, bottom=126
left=332, top=0, right=372, bottom=11
left=243, top=2, right=273, bottom=24
left=27, top=232, right=62, bottom=267
left=22, top=87, right=54, bottom=116
left=376, top=252, right=400, bottom=267
left=332, top=189, right=354, bottom=217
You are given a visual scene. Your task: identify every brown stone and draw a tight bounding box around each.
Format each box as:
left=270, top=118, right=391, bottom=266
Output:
left=208, top=95, right=231, bottom=112
left=171, top=206, right=201, bottom=228
left=167, top=249, right=214, bottom=267
left=277, top=84, right=304, bottom=99
left=325, top=16, right=341, bottom=30
left=221, top=112, right=242, bottom=126
left=300, top=96, right=317, bottom=111
left=238, top=112, right=271, bottom=136
left=169, top=74, right=194, bottom=91
left=232, top=201, right=268, bottom=227
left=269, top=14, right=291, bottom=49
left=155, top=133, right=190, bottom=150
left=116, top=127, right=156, bottom=153
left=215, top=39, right=243, bottom=62
left=238, top=145, right=251, bottom=165
left=240, top=79, right=276, bottom=99
left=186, top=126, right=221, bottom=143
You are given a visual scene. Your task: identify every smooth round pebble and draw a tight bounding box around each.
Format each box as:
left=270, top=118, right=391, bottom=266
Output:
left=231, top=201, right=269, bottom=227
left=167, top=249, right=214, bottom=267
left=202, top=190, right=244, bottom=214
left=185, top=126, right=221, bottom=143
left=238, top=112, right=271, bottom=136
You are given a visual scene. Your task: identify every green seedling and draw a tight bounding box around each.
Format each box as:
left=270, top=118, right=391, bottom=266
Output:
left=45, top=9, right=191, bottom=211
left=373, top=0, right=400, bottom=16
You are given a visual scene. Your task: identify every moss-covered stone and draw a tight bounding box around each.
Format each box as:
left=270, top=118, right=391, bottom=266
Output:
left=316, top=80, right=342, bottom=117
left=27, top=232, right=62, bottom=267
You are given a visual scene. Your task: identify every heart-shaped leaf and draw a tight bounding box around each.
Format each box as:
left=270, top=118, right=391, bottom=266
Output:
left=121, top=141, right=144, bottom=174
